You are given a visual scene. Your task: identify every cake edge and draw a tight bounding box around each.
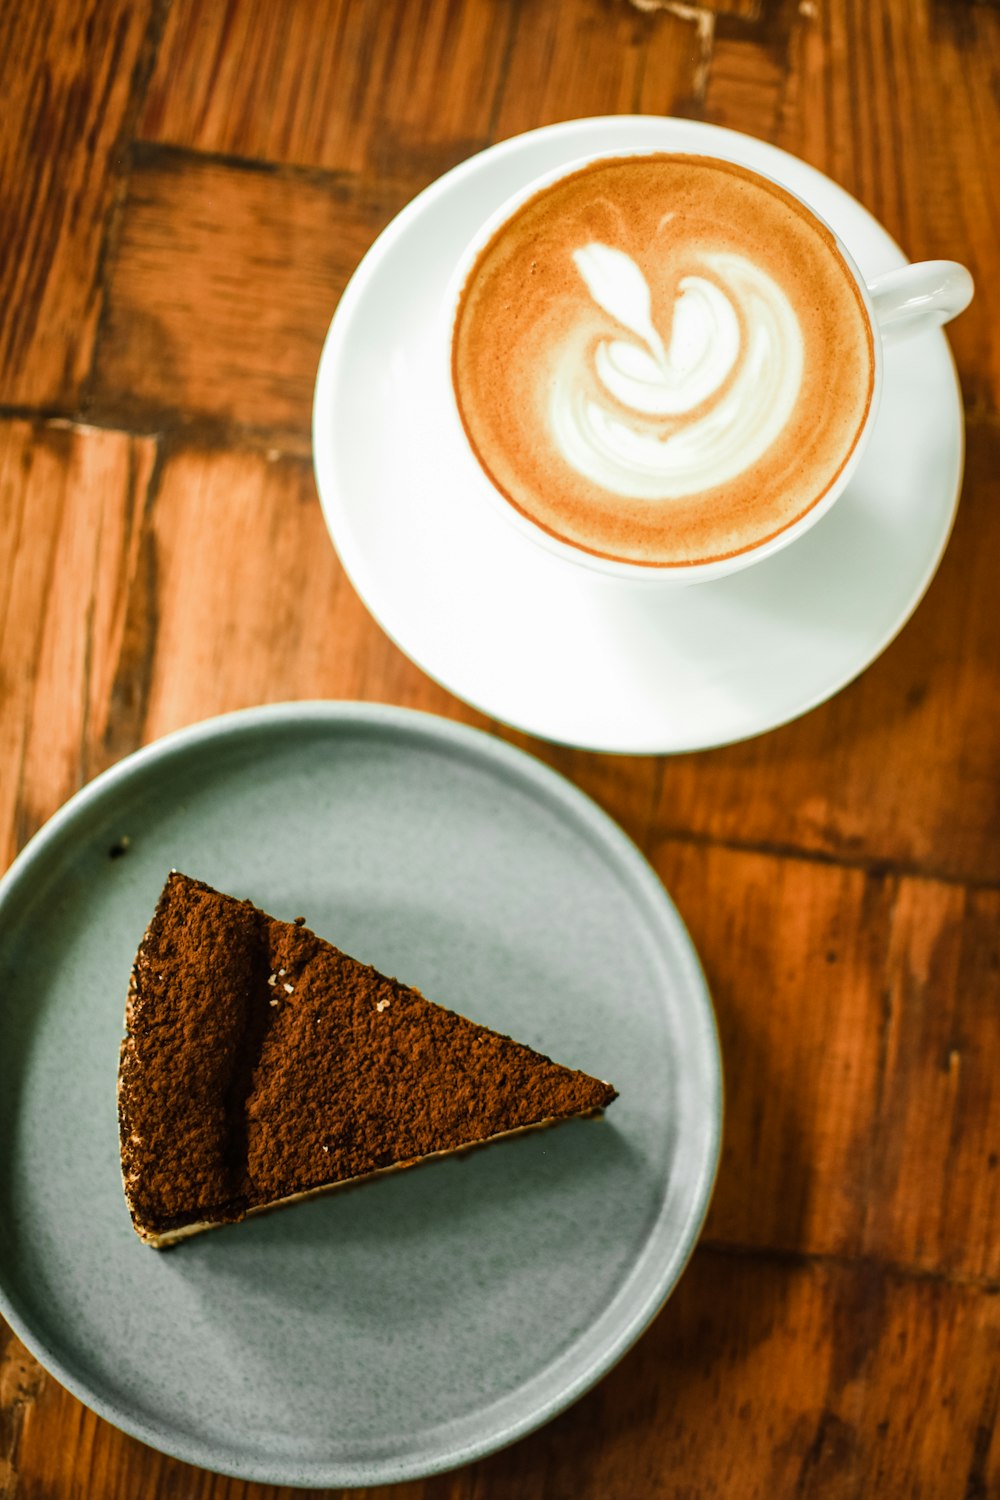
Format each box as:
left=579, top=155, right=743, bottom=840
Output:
left=130, top=1107, right=612, bottom=1248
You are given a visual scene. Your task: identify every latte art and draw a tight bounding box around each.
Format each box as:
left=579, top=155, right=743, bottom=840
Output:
left=575, top=243, right=741, bottom=416
left=552, top=245, right=804, bottom=499
left=452, top=154, right=875, bottom=567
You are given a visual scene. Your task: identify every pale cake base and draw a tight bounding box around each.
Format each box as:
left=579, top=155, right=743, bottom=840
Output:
left=129, top=1112, right=606, bottom=1248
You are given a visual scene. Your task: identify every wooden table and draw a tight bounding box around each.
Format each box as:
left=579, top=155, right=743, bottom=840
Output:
left=2, top=2, right=999, bottom=1495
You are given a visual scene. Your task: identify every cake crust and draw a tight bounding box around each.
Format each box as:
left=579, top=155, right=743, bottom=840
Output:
left=118, top=873, right=617, bottom=1245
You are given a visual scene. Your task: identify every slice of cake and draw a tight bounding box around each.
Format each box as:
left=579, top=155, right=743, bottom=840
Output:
left=118, top=872, right=617, bottom=1246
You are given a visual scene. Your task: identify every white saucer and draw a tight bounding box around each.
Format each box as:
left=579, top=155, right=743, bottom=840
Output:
left=313, top=117, right=964, bottom=754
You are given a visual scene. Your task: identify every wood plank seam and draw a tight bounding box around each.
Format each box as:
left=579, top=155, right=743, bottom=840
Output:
left=652, top=827, right=1000, bottom=897
left=0, top=1325, right=48, bottom=1500
left=92, top=432, right=167, bottom=782
left=7, top=453, right=67, bottom=854
left=129, top=133, right=367, bottom=191
left=80, top=0, right=184, bottom=410
left=699, top=1241, right=1000, bottom=1296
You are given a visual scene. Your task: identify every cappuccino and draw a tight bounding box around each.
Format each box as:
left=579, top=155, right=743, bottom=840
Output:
left=451, top=154, right=875, bottom=567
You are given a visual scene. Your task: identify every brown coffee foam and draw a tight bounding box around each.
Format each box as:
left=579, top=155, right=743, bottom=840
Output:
left=452, top=154, right=875, bottom=567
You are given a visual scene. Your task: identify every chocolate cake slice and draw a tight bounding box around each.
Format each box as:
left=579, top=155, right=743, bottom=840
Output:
left=118, top=872, right=617, bottom=1246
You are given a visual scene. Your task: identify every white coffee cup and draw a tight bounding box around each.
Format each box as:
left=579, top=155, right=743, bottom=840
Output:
left=444, top=150, right=973, bottom=585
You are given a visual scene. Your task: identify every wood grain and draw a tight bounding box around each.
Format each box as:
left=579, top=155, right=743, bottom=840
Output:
left=141, top=0, right=516, bottom=176
left=132, top=444, right=472, bottom=739
left=656, top=839, right=1000, bottom=1272
left=487, top=0, right=703, bottom=138
left=0, top=419, right=157, bottom=873
left=139, top=0, right=702, bottom=173
left=86, top=154, right=401, bottom=442
left=659, top=841, right=888, bottom=1258
left=0, top=0, right=155, bottom=408
left=863, top=878, right=1000, bottom=1280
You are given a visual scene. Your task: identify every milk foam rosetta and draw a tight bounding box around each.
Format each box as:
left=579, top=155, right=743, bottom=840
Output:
left=553, top=243, right=804, bottom=500
left=452, top=155, right=875, bottom=567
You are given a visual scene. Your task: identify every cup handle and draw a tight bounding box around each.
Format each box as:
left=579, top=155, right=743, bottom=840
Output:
left=867, top=260, right=974, bottom=344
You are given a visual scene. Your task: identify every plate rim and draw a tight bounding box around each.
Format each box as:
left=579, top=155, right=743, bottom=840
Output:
left=312, top=115, right=965, bottom=755
left=0, top=699, right=723, bottom=1486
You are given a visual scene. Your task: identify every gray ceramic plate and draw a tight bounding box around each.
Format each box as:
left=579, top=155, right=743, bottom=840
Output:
left=0, top=703, right=721, bottom=1487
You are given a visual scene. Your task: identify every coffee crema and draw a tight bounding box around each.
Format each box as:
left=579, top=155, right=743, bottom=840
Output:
left=451, top=154, right=875, bottom=567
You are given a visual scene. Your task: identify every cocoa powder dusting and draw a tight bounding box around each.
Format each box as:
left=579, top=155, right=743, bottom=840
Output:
left=118, top=873, right=617, bottom=1241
